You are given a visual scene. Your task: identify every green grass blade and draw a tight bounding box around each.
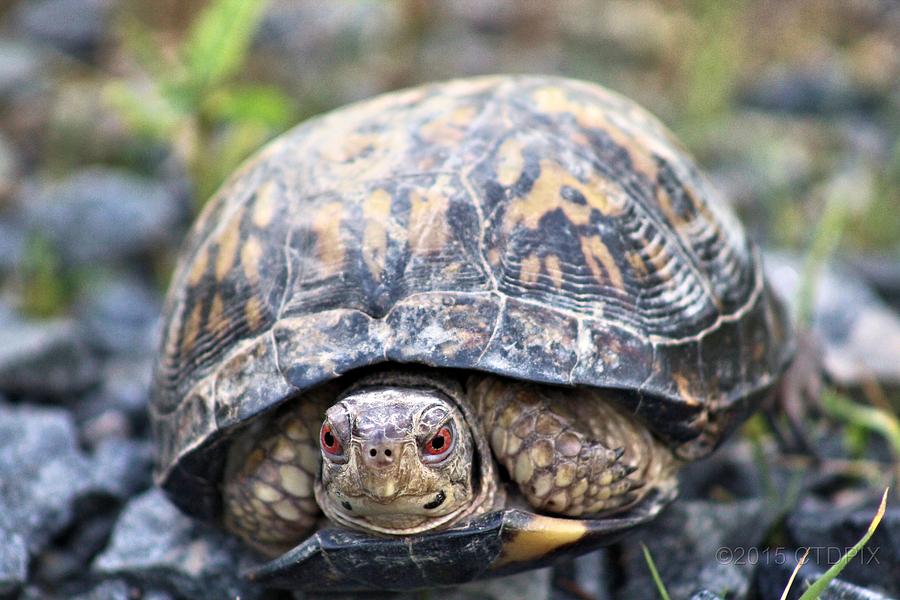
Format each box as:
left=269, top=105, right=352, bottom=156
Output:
left=642, top=543, right=672, bottom=600
left=796, top=182, right=850, bottom=328
left=821, top=390, right=900, bottom=458
left=183, top=0, right=269, bottom=94
left=797, top=488, right=888, bottom=600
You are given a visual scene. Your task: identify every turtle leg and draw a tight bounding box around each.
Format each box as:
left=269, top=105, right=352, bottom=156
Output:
left=469, top=376, right=678, bottom=517
left=222, top=387, right=335, bottom=556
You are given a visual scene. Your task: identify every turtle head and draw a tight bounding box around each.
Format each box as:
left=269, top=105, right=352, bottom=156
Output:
left=315, top=385, right=477, bottom=535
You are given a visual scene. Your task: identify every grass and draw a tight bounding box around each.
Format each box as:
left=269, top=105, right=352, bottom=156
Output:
left=105, top=0, right=296, bottom=207
left=642, top=543, right=672, bottom=600
left=794, top=489, right=889, bottom=599
left=822, top=390, right=900, bottom=461
left=643, top=491, right=889, bottom=600
left=795, top=179, right=851, bottom=328
left=19, top=234, right=69, bottom=318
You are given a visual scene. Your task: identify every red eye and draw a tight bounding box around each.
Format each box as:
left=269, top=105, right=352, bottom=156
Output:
left=320, top=424, right=343, bottom=455
left=425, top=426, right=452, bottom=456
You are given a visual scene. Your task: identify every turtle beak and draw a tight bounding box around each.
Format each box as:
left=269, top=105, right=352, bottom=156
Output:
left=354, top=438, right=413, bottom=501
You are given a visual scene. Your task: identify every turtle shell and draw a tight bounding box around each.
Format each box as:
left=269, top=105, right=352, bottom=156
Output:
left=151, top=75, right=793, bottom=524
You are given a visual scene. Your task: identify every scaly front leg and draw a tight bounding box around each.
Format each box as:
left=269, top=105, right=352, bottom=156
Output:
left=469, top=375, right=678, bottom=516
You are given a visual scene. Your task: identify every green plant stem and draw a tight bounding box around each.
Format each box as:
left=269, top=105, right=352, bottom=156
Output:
left=797, top=489, right=888, bottom=599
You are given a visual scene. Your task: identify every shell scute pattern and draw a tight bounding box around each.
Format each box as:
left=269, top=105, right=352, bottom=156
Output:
left=279, top=174, right=488, bottom=322
left=152, top=76, right=793, bottom=517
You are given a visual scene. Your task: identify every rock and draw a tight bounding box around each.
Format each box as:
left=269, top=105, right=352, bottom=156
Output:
left=739, top=62, right=878, bottom=115
left=71, top=579, right=175, bottom=600
left=690, top=592, right=726, bottom=600
left=303, top=567, right=551, bottom=600
left=0, top=218, right=25, bottom=275
left=252, top=0, right=405, bottom=104
left=552, top=550, right=614, bottom=600
left=849, top=253, right=900, bottom=312
left=756, top=555, right=893, bottom=599
left=0, top=38, right=48, bottom=104
left=68, top=580, right=163, bottom=600
left=614, top=499, right=778, bottom=600
left=90, top=437, right=153, bottom=500
left=75, top=359, right=153, bottom=448
left=0, top=533, right=27, bottom=596
left=447, top=568, right=551, bottom=600
left=20, top=167, right=185, bottom=267
left=0, top=314, right=99, bottom=397
left=77, top=276, right=162, bottom=357
left=0, top=131, right=18, bottom=202
left=93, top=490, right=263, bottom=600
left=12, top=0, right=118, bottom=61
left=764, top=251, right=900, bottom=387
left=0, top=402, right=152, bottom=588
left=785, top=493, right=899, bottom=595
left=0, top=402, right=95, bottom=555
left=678, top=440, right=768, bottom=501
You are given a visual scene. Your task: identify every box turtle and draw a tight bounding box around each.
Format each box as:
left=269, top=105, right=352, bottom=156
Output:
left=151, top=75, right=793, bottom=591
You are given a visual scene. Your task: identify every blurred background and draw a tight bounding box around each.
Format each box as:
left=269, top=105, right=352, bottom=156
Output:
left=0, top=1, right=898, bottom=599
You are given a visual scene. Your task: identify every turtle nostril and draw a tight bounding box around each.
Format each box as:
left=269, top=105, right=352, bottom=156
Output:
left=384, top=449, right=392, bottom=457
left=369, top=448, right=377, bottom=457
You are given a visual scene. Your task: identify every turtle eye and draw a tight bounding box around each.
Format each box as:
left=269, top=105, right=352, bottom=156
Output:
left=320, top=423, right=343, bottom=456
left=423, top=426, right=453, bottom=459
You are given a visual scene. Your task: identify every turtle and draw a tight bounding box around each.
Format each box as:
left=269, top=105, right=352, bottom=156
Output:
left=150, top=75, right=794, bottom=591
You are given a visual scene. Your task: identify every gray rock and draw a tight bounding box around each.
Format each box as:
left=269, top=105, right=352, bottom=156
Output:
left=690, top=592, right=726, bottom=600
left=447, top=568, right=550, bottom=600
left=21, top=167, right=184, bottom=267
left=0, top=314, right=99, bottom=397
left=77, top=276, right=162, bottom=357
left=849, top=253, right=900, bottom=312
left=739, top=63, right=878, bottom=115
left=553, top=550, right=614, bottom=600
left=68, top=580, right=143, bottom=600
left=614, top=499, right=778, bottom=600
left=0, top=38, right=48, bottom=103
left=0, top=218, right=25, bottom=274
left=252, top=0, right=405, bottom=104
left=75, top=359, right=153, bottom=448
left=0, top=402, right=93, bottom=557
left=0, top=533, right=27, bottom=596
left=302, top=567, right=551, bottom=600
left=764, top=251, right=900, bottom=387
left=93, top=489, right=263, bottom=600
left=12, top=0, right=118, bottom=60
left=0, top=131, right=17, bottom=202
left=0, top=402, right=151, bottom=582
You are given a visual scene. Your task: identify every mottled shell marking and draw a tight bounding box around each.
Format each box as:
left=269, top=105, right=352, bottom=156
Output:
left=151, top=76, right=793, bottom=521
